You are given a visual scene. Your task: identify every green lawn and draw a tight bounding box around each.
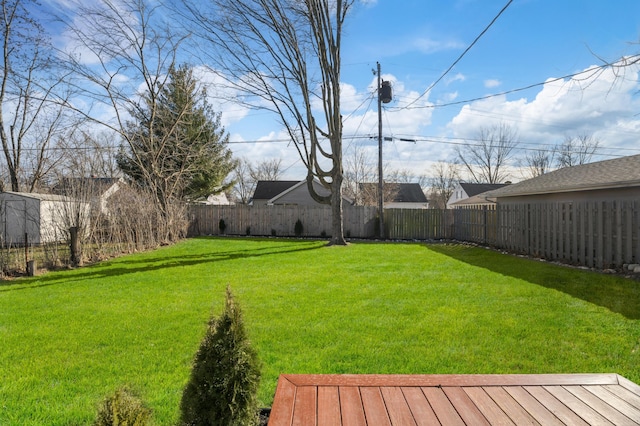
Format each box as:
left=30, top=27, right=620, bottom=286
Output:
left=1, top=237, right=639, bottom=425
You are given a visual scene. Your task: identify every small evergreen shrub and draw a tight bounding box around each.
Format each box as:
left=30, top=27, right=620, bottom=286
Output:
left=320, top=230, right=327, bottom=238
left=271, top=229, right=276, bottom=236
left=218, top=219, right=227, bottom=234
left=245, top=226, right=251, bottom=236
left=294, top=219, right=303, bottom=237
left=180, top=287, right=261, bottom=426
left=94, top=386, right=151, bottom=426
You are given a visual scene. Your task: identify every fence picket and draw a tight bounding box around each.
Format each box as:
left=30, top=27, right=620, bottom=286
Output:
left=190, top=200, right=640, bottom=270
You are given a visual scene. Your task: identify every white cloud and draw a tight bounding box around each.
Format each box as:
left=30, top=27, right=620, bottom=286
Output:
left=447, top=62, right=640, bottom=155
left=484, top=79, right=501, bottom=88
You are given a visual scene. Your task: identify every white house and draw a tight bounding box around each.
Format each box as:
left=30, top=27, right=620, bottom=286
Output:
left=0, top=192, right=89, bottom=245
left=446, top=182, right=509, bottom=209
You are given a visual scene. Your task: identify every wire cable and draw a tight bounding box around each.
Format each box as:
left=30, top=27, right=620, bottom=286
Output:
left=401, top=0, right=514, bottom=110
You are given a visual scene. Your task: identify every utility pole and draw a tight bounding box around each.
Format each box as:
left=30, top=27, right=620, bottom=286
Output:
left=377, top=62, right=392, bottom=238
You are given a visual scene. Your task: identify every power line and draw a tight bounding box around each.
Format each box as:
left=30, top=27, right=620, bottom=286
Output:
left=401, top=0, right=514, bottom=110
left=391, top=59, right=640, bottom=111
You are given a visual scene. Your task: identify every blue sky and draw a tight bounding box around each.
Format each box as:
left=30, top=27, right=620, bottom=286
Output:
left=223, top=0, right=640, bottom=181
left=42, top=0, right=640, bottom=183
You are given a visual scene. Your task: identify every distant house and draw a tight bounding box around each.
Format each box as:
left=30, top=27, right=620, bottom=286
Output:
left=359, top=182, right=428, bottom=209
left=447, top=182, right=509, bottom=209
left=52, top=177, right=124, bottom=215
left=0, top=191, right=89, bottom=245
left=251, top=180, right=352, bottom=206
left=193, top=192, right=231, bottom=205
left=484, top=154, right=640, bottom=203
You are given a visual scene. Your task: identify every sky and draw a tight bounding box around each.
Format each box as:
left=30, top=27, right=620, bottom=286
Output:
left=218, top=0, right=640, bottom=182
left=39, top=0, right=640, bottom=184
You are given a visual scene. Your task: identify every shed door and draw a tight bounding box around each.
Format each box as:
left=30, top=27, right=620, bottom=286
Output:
left=3, top=200, right=27, bottom=245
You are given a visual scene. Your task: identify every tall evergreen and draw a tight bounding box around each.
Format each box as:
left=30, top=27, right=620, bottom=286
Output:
left=118, top=64, right=236, bottom=206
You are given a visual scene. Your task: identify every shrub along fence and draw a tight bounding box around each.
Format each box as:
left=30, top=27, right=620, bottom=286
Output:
left=189, top=200, right=640, bottom=270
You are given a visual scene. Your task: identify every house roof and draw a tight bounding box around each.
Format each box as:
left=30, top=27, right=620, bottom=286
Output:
left=252, top=181, right=300, bottom=200
left=393, top=183, right=428, bottom=203
left=52, top=177, right=122, bottom=197
left=359, top=183, right=427, bottom=203
left=486, top=154, right=640, bottom=198
left=451, top=193, right=497, bottom=206
left=459, top=182, right=509, bottom=197
left=0, top=191, right=75, bottom=202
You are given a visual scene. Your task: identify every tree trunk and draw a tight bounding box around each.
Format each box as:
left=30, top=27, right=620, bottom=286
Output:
left=329, top=173, right=347, bottom=246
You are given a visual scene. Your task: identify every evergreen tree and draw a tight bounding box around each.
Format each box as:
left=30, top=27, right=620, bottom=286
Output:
left=118, top=64, right=236, bottom=208
left=180, top=287, right=261, bottom=426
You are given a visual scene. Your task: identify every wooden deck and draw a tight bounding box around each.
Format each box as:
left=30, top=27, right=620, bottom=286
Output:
left=268, top=374, right=640, bottom=425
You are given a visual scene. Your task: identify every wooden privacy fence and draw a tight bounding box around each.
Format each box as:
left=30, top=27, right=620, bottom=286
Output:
left=495, top=200, right=640, bottom=269
left=189, top=200, right=640, bottom=269
left=189, top=204, right=380, bottom=238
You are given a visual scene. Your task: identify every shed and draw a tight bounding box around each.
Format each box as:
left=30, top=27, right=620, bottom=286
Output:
left=0, top=191, right=88, bottom=245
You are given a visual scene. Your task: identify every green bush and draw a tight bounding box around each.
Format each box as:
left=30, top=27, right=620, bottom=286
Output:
left=294, top=219, right=303, bottom=237
left=180, top=287, right=261, bottom=426
left=218, top=219, right=227, bottom=234
left=94, top=386, right=152, bottom=426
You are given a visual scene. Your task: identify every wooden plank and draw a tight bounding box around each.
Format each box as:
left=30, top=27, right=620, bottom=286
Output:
left=292, top=386, right=317, bottom=426
left=442, top=386, right=490, bottom=425
left=338, top=387, right=366, bottom=426
left=360, top=386, right=391, bottom=425
left=463, top=387, right=515, bottom=425
left=584, top=385, right=640, bottom=422
left=483, top=386, right=539, bottom=425
left=524, top=386, right=589, bottom=425
left=317, top=386, right=341, bottom=426
left=286, top=374, right=620, bottom=388
left=380, top=386, right=417, bottom=426
left=270, top=376, right=298, bottom=425
left=543, top=385, right=614, bottom=425
left=401, top=387, right=441, bottom=426
left=605, top=384, right=640, bottom=408
left=422, top=387, right=465, bottom=426
left=504, top=386, right=564, bottom=426
left=563, top=385, right=639, bottom=426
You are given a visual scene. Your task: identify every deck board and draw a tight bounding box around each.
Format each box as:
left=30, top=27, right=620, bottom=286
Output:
left=268, top=374, right=640, bottom=425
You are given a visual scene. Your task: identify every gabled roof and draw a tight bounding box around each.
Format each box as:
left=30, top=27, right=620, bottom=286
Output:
left=252, top=180, right=300, bottom=200
left=0, top=191, right=75, bottom=202
left=486, top=154, right=640, bottom=198
left=52, top=177, right=123, bottom=197
left=359, top=183, right=427, bottom=203
left=391, top=183, right=428, bottom=203
left=459, top=182, right=509, bottom=197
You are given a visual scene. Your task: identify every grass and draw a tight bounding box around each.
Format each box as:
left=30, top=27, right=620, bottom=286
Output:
left=1, top=237, right=639, bottom=425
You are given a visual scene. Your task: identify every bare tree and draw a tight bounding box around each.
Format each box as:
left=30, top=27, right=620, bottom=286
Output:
left=343, top=142, right=375, bottom=205
left=232, top=157, right=283, bottom=204
left=180, top=0, right=354, bottom=245
left=456, top=123, right=518, bottom=184
left=428, top=161, right=460, bottom=209
left=60, top=0, right=194, bottom=241
left=517, top=147, right=555, bottom=179
left=555, top=133, right=600, bottom=168
left=0, top=0, right=76, bottom=192
left=249, top=158, right=283, bottom=182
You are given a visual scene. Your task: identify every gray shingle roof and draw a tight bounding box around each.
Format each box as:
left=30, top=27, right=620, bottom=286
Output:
left=460, top=183, right=509, bottom=197
left=359, top=183, right=427, bottom=203
left=252, top=181, right=300, bottom=200
left=487, top=154, right=640, bottom=198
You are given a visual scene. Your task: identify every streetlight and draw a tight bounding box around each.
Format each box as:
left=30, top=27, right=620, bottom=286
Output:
left=377, top=62, right=392, bottom=238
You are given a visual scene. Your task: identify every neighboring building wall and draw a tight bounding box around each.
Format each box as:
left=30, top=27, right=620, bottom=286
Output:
left=496, top=186, right=640, bottom=205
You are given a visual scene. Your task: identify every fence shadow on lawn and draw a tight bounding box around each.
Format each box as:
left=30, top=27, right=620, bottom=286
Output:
left=428, top=243, right=640, bottom=320
left=0, top=238, right=322, bottom=292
